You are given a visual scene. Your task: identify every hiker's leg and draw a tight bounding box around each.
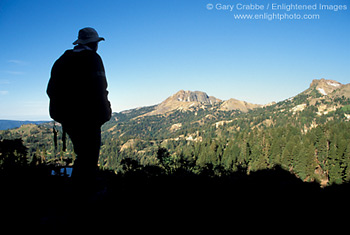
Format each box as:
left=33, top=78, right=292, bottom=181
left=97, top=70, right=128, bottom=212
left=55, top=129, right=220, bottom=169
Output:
left=76, top=126, right=101, bottom=178
left=64, top=125, right=101, bottom=180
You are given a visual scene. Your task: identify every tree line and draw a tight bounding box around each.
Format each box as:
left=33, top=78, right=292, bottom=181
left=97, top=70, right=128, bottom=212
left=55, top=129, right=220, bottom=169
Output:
left=98, top=120, right=350, bottom=186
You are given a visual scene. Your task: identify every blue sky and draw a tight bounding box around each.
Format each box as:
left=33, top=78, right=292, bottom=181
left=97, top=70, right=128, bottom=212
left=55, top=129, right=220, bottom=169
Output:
left=0, top=0, right=349, bottom=120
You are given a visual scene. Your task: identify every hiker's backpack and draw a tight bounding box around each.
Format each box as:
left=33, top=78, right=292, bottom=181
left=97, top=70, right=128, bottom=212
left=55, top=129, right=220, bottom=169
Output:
left=47, top=49, right=111, bottom=125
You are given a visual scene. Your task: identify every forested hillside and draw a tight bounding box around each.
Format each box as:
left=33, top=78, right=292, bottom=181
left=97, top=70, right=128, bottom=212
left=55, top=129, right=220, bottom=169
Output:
left=1, top=79, right=350, bottom=187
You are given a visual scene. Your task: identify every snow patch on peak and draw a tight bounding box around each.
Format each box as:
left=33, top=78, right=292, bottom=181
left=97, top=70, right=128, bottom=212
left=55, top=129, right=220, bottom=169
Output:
left=327, top=81, right=341, bottom=87
left=317, top=88, right=327, bottom=96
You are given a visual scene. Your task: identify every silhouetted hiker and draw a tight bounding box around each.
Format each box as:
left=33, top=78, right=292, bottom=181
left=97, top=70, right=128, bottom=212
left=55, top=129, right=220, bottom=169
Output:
left=47, top=27, right=111, bottom=182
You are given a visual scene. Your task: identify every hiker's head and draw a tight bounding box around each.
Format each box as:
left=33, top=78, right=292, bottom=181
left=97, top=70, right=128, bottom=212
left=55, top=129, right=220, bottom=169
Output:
left=85, top=42, right=99, bottom=52
left=73, top=27, right=104, bottom=51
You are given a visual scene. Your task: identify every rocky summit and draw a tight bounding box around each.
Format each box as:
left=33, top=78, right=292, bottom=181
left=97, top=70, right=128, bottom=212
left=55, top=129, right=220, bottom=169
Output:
left=142, top=90, right=265, bottom=116
left=309, top=78, right=343, bottom=96
left=144, top=90, right=222, bottom=116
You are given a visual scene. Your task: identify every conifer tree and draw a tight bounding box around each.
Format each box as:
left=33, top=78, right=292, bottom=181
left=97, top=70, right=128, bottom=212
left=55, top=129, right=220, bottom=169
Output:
left=343, top=143, right=350, bottom=182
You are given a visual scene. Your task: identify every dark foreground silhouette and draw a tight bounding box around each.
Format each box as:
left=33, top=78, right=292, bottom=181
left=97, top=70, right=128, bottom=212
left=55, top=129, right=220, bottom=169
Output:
left=47, top=27, right=111, bottom=180
left=2, top=157, right=350, bottom=233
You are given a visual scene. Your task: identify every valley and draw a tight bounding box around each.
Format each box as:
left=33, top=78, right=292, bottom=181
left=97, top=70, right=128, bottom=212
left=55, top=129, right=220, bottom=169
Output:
left=1, top=78, right=350, bottom=186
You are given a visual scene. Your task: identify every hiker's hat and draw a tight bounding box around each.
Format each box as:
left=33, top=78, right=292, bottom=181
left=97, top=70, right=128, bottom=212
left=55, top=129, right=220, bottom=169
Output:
left=73, top=27, right=105, bottom=45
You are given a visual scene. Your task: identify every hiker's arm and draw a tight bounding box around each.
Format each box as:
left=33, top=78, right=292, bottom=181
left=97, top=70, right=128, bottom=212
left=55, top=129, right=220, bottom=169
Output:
left=92, top=54, right=112, bottom=123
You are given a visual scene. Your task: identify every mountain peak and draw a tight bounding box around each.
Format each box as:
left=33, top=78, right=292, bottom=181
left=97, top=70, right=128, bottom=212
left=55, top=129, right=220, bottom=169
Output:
left=144, top=90, right=222, bottom=116
left=310, top=78, right=342, bottom=88
left=171, top=90, right=221, bottom=104
left=309, top=78, right=343, bottom=96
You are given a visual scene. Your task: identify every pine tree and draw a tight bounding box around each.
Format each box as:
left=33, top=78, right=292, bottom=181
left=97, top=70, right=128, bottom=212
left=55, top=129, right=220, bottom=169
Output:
left=269, top=137, right=282, bottom=166
left=343, top=143, right=350, bottom=182
left=221, top=141, right=240, bottom=171
left=328, top=136, right=343, bottom=185
left=281, top=141, right=294, bottom=171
